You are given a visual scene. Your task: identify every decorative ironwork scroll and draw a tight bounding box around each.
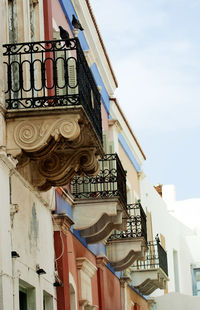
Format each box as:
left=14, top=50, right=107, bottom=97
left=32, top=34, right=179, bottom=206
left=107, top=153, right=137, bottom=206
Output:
left=3, top=38, right=102, bottom=143
left=133, top=240, right=168, bottom=276
left=71, top=153, right=127, bottom=208
left=108, top=202, right=147, bottom=242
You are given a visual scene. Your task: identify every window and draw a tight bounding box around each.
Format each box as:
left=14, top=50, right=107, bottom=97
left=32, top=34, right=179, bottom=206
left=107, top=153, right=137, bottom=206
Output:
left=8, top=0, right=19, bottom=99
left=43, top=291, right=53, bottom=310
left=19, top=290, right=27, bottom=310
left=8, top=0, right=18, bottom=43
left=173, top=250, right=180, bottom=292
left=29, top=0, right=35, bottom=41
left=19, top=280, right=35, bottom=310
left=192, top=267, right=200, bottom=296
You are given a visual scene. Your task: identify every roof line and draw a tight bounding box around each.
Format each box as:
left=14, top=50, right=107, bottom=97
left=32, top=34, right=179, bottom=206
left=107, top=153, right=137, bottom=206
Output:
left=85, top=0, right=118, bottom=88
left=110, top=97, right=146, bottom=160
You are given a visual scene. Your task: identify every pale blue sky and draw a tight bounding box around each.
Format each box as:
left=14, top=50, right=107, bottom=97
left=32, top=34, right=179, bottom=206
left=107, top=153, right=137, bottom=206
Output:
left=90, top=0, right=200, bottom=200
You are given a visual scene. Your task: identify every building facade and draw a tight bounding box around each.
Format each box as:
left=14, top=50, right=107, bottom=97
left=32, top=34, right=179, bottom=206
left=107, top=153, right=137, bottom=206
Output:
left=0, top=0, right=170, bottom=309
left=139, top=178, right=200, bottom=309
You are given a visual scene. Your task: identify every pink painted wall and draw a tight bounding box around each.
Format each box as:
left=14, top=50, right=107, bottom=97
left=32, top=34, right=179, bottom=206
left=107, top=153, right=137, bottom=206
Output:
left=67, top=232, right=100, bottom=308
left=51, top=0, right=73, bottom=36
left=66, top=232, right=122, bottom=309
left=101, top=103, right=109, bottom=131
left=103, top=267, right=121, bottom=310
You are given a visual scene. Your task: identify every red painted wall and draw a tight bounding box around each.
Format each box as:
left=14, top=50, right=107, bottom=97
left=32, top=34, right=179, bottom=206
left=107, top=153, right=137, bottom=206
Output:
left=68, top=232, right=100, bottom=307
left=54, top=231, right=71, bottom=310
left=103, top=267, right=121, bottom=310
left=55, top=226, right=122, bottom=310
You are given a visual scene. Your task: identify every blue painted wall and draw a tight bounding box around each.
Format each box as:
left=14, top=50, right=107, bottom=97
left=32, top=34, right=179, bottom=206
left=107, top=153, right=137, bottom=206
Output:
left=59, top=0, right=89, bottom=50
left=90, top=63, right=110, bottom=115
left=88, top=243, right=106, bottom=256
left=73, top=229, right=88, bottom=247
left=55, top=191, right=73, bottom=219
left=118, top=133, right=141, bottom=172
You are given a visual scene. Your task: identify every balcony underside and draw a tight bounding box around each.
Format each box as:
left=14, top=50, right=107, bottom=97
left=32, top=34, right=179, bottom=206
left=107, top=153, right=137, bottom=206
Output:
left=6, top=107, right=103, bottom=191
left=80, top=213, right=127, bottom=244
left=73, top=198, right=128, bottom=243
left=106, top=238, right=147, bottom=271
left=132, top=268, right=169, bottom=295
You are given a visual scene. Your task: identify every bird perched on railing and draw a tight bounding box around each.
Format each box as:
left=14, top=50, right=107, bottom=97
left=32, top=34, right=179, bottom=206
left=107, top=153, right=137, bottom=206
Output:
left=59, top=26, right=71, bottom=47
left=72, top=14, right=84, bottom=31
left=155, top=233, right=160, bottom=243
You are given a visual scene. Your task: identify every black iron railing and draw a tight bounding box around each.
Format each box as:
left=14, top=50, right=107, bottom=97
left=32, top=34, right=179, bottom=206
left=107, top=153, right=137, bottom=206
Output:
left=3, top=38, right=102, bottom=143
left=133, top=240, right=168, bottom=276
left=71, top=153, right=127, bottom=207
left=108, top=202, right=147, bottom=241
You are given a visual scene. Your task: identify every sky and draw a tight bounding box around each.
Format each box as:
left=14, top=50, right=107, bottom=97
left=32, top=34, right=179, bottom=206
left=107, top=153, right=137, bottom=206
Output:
left=90, top=0, right=200, bottom=201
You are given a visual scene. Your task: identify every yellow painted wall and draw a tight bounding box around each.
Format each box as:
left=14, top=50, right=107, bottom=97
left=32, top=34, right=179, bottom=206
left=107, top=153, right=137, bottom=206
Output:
left=127, top=286, right=148, bottom=310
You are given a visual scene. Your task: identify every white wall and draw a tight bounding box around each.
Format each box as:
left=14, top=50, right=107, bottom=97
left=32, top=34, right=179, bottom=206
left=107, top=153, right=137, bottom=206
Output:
left=10, top=173, right=56, bottom=308
left=139, top=175, right=200, bottom=298
left=0, top=154, right=57, bottom=309
left=155, top=292, right=200, bottom=310
left=0, top=160, right=13, bottom=310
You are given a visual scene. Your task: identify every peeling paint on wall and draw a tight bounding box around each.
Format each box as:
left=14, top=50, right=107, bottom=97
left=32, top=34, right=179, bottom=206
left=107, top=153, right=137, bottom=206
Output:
left=29, top=203, right=39, bottom=253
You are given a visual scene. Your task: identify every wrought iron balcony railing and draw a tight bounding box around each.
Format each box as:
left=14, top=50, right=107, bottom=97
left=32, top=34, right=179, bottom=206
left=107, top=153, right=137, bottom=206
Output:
left=71, top=153, right=127, bottom=208
left=3, top=38, right=102, bottom=143
left=133, top=241, right=168, bottom=276
left=108, top=202, right=147, bottom=242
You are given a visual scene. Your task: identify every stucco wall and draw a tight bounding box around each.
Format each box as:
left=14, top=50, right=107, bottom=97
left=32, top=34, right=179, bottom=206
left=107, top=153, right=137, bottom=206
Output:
left=127, top=286, right=148, bottom=310
left=51, top=0, right=73, bottom=36
left=103, top=267, right=121, bottom=310
left=68, top=232, right=100, bottom=307
left=66, top=231, right=123, bottom=309
left=140, top=176, right=198, bottom=297
left=155, top=292, right=200, bottom=310
left=0, top=161, right=13, bottom=310
left=10, top=173, right=56, bottom=306
left=119, top=143, right=140, bottom=201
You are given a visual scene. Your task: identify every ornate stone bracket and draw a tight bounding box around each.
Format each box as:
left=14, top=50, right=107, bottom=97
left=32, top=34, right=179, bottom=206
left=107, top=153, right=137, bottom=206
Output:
left=28, top=147, right=99, bottom=191
left=73, top=198, right=128, bottom=243
left=6, top=108, right=103, bottom=190
left=9, top=115, right=81, bottom=156
left=132, top=268, right=169, bottom=295
left=106, top=238, right=147, bottom=271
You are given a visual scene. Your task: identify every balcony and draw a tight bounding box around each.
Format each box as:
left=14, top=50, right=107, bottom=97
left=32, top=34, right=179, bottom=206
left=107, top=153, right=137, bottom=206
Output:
left=3, top=38, right=103, bottom=190
left=106, top=202, right=147, bottom=271
left=71, top=154, right=128, bottom=243
left=131, top=240, right=169, bottom=295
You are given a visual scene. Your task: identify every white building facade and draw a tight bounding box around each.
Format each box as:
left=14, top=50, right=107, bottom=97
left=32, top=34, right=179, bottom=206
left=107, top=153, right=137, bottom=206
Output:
left=139, top=175, right=200, bottom=309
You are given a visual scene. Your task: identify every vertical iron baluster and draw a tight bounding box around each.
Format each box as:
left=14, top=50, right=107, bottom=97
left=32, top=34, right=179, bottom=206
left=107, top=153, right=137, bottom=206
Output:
left=19, top=53, right=23, bottom=99
left=52, top=43, right=57, bottom=99
left=41, top=49, right=45, bottom=99
left=64, top=48, right=67, bottom=99
left=8, top=53, right=12, bottom=104
left=30, top=44, right=34, bottom=103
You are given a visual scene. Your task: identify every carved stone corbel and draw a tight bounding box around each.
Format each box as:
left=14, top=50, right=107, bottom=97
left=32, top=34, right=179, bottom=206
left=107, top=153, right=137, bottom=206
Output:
left=6, top=108, right=103, bottom=190
left=7, top=114, right=81, bottom=157
left=28, top=148, right=100, bottom=191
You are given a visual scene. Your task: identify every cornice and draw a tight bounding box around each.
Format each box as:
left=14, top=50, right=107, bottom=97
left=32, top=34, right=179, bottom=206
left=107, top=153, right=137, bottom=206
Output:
left=53, top=214, right=74, bottom=234
left=76, top=257, right=97, bottom=278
